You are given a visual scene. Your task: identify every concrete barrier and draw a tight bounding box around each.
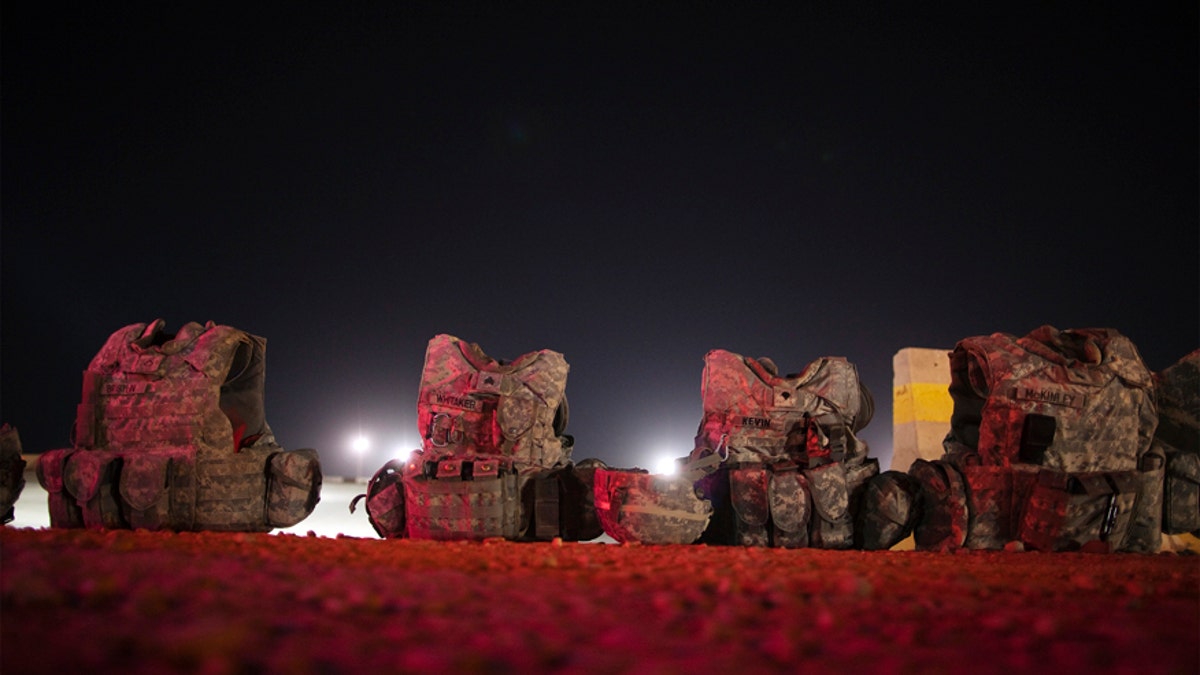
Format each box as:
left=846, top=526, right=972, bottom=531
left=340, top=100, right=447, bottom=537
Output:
left=891, top=347, right=953, bottom=473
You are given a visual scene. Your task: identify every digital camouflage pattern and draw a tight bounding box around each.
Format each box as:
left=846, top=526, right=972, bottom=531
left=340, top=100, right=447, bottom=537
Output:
left=0, top=424, right=27, bottom=525
left=593, top=464, right=712, bottom=544
left=912, top=326, right=1161, bottom=552
left=689, top=350, right=880, bottom=548
left=416, top=334, right=571, bottom=468
left=1153, top=349, right=1200, bottom=534
left=363, top=335, right=600, bottom=541
left=35, top=320, right=321, bottom=532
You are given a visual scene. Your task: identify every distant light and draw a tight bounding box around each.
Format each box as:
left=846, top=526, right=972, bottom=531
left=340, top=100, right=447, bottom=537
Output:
left=351, top=435, right=370, bottom=455
left=653, top=455, right=678, bottom=476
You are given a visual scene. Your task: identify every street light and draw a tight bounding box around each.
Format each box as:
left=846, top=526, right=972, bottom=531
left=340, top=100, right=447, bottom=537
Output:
left=653, top=454, right=678, bottom=476
left=351, top=434, right=370, bottom=480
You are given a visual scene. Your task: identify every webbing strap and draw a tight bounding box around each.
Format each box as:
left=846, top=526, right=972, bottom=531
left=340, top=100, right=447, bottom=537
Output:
left=620, top=503, right=711, bottom=521
left=681, top=437, right=728, bottom=483
left=534, top=473, right=560, bottom=539
left=422, top=502, right=507, bottom=519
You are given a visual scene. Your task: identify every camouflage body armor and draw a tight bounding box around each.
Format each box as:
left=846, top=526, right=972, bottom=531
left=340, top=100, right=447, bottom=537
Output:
left=911, top=326, right=1161, bottom=553
left=358, top=335, right=600, bottom=541
left=36, top=320, right=321, bottom=532
left=0, top=424, right=27, bottom=525
left=689, top=349, right=879, bottom=548
left=1153, top=349, right=1199, bottom=535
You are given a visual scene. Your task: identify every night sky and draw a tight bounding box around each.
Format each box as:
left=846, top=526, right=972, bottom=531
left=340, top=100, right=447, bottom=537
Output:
left=3, top=4, right=1197, bottom=477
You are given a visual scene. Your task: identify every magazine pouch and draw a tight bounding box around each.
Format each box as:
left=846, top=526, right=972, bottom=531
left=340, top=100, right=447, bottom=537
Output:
left=1019, top=470, right=1138, bottom=552
left=64, top=451, right=125, bottom=529
left=36, top=448, right=85, bottom=529
left=961, top=464, right=1015, bottom=549
left=267, top=448, right=322, bottom=528
left=804, top=461, right=852, bottom=549
left=767, top=467, right=810, bottom=548
left=120, top=451, right=181, bottom=530
left=403, top=457, right=520, bottom=540
left=730, top=465, right=770, bottom=546
left=1163, top=451, right=1200, bottom=534
left=910, top=459, right=969, bottom=551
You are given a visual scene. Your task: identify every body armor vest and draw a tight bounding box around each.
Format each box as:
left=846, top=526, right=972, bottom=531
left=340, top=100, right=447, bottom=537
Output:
left=688, top=350, right=879, bottom=548
left=36, top=320, right=321, bottom=532
left=0, top=424, right=26, bottom=525
left=415, top=334, right=570, bottom=468
left=914, top=325, right=1161, bottom=552
left=593, top=350, right=879, bottom=547
left=359, top=335, right=600, bottom=542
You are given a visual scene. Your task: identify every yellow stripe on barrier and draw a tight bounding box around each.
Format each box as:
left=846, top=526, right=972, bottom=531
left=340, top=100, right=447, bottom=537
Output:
left=893, top=382, right=954, bottom=425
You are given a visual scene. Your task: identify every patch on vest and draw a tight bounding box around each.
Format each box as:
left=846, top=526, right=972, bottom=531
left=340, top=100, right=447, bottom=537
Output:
left=1013, top=387, right=1086, bottom=409
left=434, top=394, right=479, bottom=411
left=475, top=372, right=502, bottom=394
left=103, top=382, right=152, bottom=396
left=737, top=416, right=773, bottom=429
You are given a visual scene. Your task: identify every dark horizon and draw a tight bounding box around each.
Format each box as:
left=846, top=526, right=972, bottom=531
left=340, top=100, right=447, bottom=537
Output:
left=3, top=4, right=1197, bottom=477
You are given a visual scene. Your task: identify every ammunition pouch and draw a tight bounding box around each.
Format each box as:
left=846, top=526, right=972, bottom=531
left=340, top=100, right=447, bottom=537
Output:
left=1163, top=450, right=1200, bottom=535
left=120, top=448, right=197, bottom=531
left=37, top=449, right=86, bottom=529
left=64, top=450, right=126, bottom=529
left=909, top=459, right=969, bottom=551
left=911, top=454, right=1164, bottom=553
left=360, top=455, right=603, bottom=542
left=36, top=444, right=318, bottom=532
left=698, top=457, right=877, bottom=549
left=402, top=456, right=522, bottom=540
left=267, top=448, right=322, bottom=528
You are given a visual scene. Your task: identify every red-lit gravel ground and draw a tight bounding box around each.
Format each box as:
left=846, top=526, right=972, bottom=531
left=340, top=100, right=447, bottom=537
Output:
left=2, top=528, right=1197, bottom=675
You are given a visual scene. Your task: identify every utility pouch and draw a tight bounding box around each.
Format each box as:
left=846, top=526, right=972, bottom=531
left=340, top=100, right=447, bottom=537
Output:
left=519, top=468, right=562, bottom=541
left=910, top=459, right=969, bottom=551
left=521, top=463, right=604, bottom=542
left=119, top=451, right=175, bottom=530
left=961, top=465, right=1015, bottom=549
left=1163, top=451, right=1200, bottom=534
left=64, top=451, right=126, bottom=529
left=556, top=461, right=605, bottom=542
left=267, top=448, right=322, bottom=528
left=403, top=458, right=519, bottom=540
left=1018, top=470, right=1070, bottom=551
left=845, top=458, right=881, bottom=524
left=730, top=466, right=771, bottom=547
left=767, top=468, right=810, bottom=548
left=804, top=461, right=852, bottom=549
left=1019, top=470, right=1138, bottom=552
left=36, top=449, right=85, bottom=529
left=1122, top=452, right=1164, bottom=553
